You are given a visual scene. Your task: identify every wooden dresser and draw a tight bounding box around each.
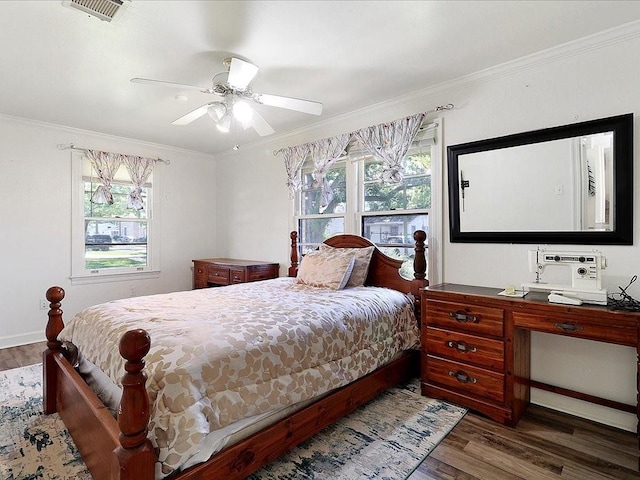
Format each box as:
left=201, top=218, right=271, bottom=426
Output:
left=192, top=258, right=279, bottom=289
left=421, top=283, right=640, bottom=433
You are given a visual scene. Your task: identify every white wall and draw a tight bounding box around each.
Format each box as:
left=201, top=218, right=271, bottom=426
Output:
left=215, top=25, right=640, bottom=431
left=0, top=115, right=216, bottom=348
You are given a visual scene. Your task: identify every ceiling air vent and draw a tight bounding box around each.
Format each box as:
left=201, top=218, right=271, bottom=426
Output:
left=63, top=0, right=127, bottom=22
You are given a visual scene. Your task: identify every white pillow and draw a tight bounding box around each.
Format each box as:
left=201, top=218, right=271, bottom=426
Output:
left=296, top=249, right=356, bottom=290
left=319, top=244, right=375, bottom=287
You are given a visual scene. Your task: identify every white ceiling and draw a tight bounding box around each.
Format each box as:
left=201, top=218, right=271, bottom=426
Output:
left=2, top=1, right=640, bottom=156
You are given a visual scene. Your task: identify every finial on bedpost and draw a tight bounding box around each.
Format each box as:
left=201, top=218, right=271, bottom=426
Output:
left=45, top=286, right=65, bottom=350
left=43, top=286, right=65, bottom=414
left=115, top=329, right=155, bottom=480
left=413, top=230, right=427, bottom=281
left=289, top=230, right=299, bottom=277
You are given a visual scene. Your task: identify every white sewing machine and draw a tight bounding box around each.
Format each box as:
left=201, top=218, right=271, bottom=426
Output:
left=521, top=249, right=608, bottom=305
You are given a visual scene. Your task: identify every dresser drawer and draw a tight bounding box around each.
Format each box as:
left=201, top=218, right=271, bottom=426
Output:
left=194, top=259, right=279, bottom=289
left=246, top=264, right=279, bottom=282
left=193, top=262, right=207, bottom=288
left=230, top=268, right=245, bottom=284
left=426, top=356, right=505, bottom=403
left=424, top=327, right=505, bottom=370
left=426, top=300, right=504, bottom=337
left=512, top=311, right=637, bottom=346
left=208, top=266, right=230, bottom=285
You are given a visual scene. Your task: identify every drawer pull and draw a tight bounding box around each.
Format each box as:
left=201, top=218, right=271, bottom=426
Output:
left=446, top=340, right=477, bottom=353
left=449, top=370, right=477, bottom=384
left=449, top=311, right=479, bottom=323
left=554, top=322, right=583, bottom=332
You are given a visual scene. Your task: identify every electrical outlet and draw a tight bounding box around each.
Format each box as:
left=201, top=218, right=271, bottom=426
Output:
left=39, top=299, right=48, bottom=310
left=129, top=286, right=136, bottom=297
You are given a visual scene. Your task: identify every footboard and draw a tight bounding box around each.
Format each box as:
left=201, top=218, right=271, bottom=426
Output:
left=43, top=287, right=155, bottom=480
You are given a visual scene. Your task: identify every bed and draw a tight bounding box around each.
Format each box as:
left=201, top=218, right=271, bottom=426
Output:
left=43, top=230, right=428, bottom=480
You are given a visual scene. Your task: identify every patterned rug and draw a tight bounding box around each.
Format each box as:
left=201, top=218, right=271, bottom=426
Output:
left=0, top=364, right=466, bottom=480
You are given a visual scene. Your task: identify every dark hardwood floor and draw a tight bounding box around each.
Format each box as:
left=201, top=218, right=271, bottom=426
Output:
left=2, top=342, right=638, bottom=479
left=0, top=341, right=46, bottom=370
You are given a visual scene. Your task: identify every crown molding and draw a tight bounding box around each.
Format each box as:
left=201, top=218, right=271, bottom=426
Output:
left=434, top=19, right=640, bottom=94
left=0, top=111, right=216, bottom=160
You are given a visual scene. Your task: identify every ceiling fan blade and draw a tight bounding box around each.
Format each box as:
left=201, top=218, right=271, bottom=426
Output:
left=227, top=58, right=259, bottom=89
left=131, top=77, right=213, bottom=94
left=255, top=93, right=322, bottom=115
left=244, top=110, right=275, bottom=137
left=171, top=103, right=212, bottom=125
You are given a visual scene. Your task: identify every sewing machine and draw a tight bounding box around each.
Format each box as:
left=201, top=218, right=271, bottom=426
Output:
left=521, top=249, right=608, bottom=305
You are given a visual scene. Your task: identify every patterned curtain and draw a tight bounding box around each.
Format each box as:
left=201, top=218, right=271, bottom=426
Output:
left=280, top=144, right=311, bottom=198
left=86, top=150, right=122, bottom=205
left=122, top=155, right=155, bottom=210
left=352, top=113, right=425, bottom=183
left=309, top=133, right=351, bottom=208
left=277, top=111, right=435, bottom=198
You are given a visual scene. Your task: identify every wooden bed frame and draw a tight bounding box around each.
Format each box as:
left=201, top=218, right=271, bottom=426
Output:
left=43, top=230, right=428, bottom=480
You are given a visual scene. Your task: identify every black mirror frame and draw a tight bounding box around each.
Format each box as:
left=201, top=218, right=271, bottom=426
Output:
left=447, top=113, right=634, bottom=245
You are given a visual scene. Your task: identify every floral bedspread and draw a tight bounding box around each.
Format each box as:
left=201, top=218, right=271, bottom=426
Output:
left=59, top=277, right=419, bottom=477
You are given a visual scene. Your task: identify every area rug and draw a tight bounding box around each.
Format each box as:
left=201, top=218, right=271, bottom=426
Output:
left=0, top=364, right=466, bottom=480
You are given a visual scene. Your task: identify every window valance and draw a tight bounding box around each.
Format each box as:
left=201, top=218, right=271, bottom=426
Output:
left=352, top=113, right=425, bottom=184
left=86, top=150, right=160, bottom=209
left=57, top=143, right=168, bottom=209
left=276, top=105, right=451, bottom=198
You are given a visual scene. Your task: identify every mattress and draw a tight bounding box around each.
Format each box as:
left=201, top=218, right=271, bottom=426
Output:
left=59, top=277, right=419, bottom=477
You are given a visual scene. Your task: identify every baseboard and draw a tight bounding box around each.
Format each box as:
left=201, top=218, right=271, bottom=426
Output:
left=531, top=388, right=636, bottom=433
left=0, top=331, right=45, bottom=349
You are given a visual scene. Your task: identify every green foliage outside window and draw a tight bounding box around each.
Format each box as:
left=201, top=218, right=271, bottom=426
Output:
left=84, top=183, right=147, bottom=219
left=363, top=151, right=431, bottom=211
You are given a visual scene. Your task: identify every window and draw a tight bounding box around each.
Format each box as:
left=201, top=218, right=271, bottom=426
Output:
left=71, top=151, right=160, bottom=282
left=294, top=120, right=440, bottom=281
left=297, top=160, right=347, bottom=254
left=360, top=145, right=431, bottom=279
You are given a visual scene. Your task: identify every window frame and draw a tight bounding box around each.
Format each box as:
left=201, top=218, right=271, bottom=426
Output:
left=70, top=150, right=161, bottom=284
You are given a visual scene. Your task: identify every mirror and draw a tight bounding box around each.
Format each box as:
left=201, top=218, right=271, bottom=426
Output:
left=447, top=114, right=633, bottom=244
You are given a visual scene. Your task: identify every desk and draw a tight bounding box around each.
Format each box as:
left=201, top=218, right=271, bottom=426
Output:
left=420, top=283, right=639, bottom=436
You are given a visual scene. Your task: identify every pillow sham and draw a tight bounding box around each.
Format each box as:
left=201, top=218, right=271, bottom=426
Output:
left=296, top=249, right=356, bottom=290
left=319, top=244, right=375, bottom=287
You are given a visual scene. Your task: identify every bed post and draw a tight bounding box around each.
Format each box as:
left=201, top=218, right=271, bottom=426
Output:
left=411, top=230, right=428, bottom=319
left=413, top=229, right=427, bottom=281
left=114, top=329, right=155, bottom=480
left=43, top=286, right=65, bottom=414
left=288, top=230, right=299, bottom=277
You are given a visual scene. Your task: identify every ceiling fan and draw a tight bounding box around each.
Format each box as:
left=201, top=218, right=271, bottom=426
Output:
left=131, top=57, right=323, bottom=137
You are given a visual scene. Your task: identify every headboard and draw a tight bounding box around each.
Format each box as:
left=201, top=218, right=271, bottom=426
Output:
left=288, top=230, right=428, bottom=316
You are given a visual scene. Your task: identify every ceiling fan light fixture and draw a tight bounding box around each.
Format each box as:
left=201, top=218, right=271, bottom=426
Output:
left=216, top=112, right=232, bottom=133
left=207, top=102, right=226, bottom=122
left=233, top=99, right=254, bottom=124
left=140, top=56, right=322, bottom=137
